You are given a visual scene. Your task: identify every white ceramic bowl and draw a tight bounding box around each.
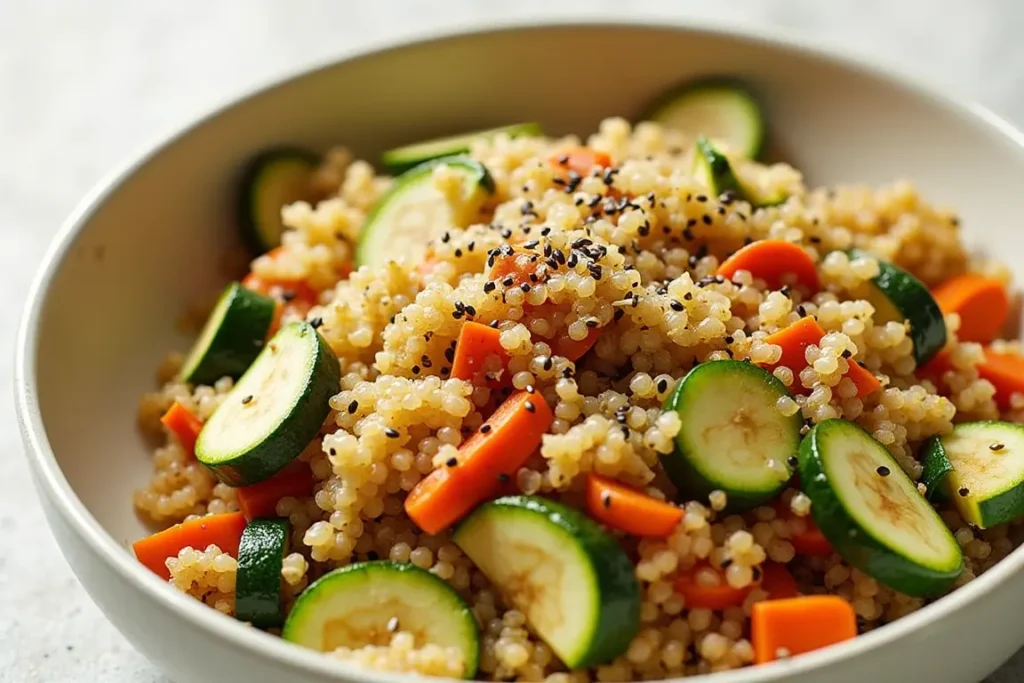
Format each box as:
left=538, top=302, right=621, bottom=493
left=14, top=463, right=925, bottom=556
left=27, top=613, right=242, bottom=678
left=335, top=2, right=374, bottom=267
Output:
left=16, top=19, right=1024, bottom=683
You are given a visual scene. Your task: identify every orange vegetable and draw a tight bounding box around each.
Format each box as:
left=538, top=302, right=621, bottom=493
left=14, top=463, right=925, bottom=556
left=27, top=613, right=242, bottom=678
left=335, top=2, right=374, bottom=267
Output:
left=552, top=326, right=602, bottom=362
left=585, top=474, right=682, bottom=537
left=977, top=348, right=1024, bottom=410
left=760, top=562, right=799, bottom=600
left=451, top=322, right=510, bottom=385
left=932, top=274, right=1009, bottom=344
left=919, top=348, right=954, bottom=388
left=405, top=391, right=554, bottom=534
left=488, top=248, right=540, bottom=289
left=752, top=595, right=857, bottom=664
left=236, top=462, right=314, bottom=521
left=133, top=512, right=248, bottom=579
left=717, top=240, right=820, bottom=293
left=160, top=402, right=203, bottom=457
left=674, top=564, right=759, bottom=610
left=763, top=317, right=880, bottom=399
left=549, top=147, right=613, bottom=180
left=789, top=516, right=833, bottom=557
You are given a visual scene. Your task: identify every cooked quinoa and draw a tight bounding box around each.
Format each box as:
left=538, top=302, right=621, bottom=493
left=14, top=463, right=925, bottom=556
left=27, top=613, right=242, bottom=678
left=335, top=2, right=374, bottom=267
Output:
left=133, top=109, right=1024, bottom=680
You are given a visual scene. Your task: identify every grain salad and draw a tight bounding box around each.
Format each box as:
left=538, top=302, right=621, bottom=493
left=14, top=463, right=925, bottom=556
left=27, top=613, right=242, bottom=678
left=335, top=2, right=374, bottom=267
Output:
left=131, top=78, right=1024, bottom=679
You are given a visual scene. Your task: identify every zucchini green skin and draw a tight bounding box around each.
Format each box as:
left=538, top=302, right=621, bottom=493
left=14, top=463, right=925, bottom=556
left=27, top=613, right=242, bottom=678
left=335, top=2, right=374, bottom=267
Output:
left=661, top=360, right=800, bottom=511
left=356, top=155, right=495, bottom=268
left=238, top=147, right=319, bottom=254
left=195, top=322, right=340, bottom=486
left=695, top=137, right=746, bottom=198
left=642, top=77, right=765, bottom=160
left=799, top=419, right=962, bottom=597
left=282, top=561, right=479, bottom=678
left=849, top=249, right=946, bottom=366
left=453, top=496, right=639, bottom=669
left=178, top=282, right=276, bottom=386
left=920, top=435, right=953, bottom=502
left=236, top=518, right=289, bottom=628
left=940, top=421, right=1024, bottom=528
left=382, top=123, right=543, bottom=174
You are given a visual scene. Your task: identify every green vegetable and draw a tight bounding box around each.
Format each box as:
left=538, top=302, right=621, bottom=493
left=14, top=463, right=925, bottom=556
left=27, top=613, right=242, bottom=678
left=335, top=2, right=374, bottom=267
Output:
left=236, top=518, right=289, bottom=628
left=799, top=419, right=963, bottom=596
left=239, top=148, right=319, bottom=253
left=661, top=360, right=800, bottom=511
left=453, top=495, right=639, bottom=669
left=195, top=322, right=340, bottom=486
left=178, top=282, right=275, bottom=386
left=382, top=123, right=543, bottom=174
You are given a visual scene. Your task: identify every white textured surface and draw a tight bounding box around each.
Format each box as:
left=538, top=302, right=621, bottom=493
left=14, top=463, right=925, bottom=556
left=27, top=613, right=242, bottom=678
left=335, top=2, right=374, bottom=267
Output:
left=3, top=1, right=1024, bottom=681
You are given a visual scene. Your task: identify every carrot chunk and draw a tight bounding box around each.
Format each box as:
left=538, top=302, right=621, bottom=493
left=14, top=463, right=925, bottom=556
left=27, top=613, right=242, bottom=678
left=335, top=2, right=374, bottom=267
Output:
left=488, top=248, right=540, bottom=289
left=674, top=564, right=759, bottom=610
left=932, top=274, right=1009, bottom=344
left=451, top=322, right=510, bottom=384
left=789, top=516, right=833, bottom=557
left=133, top=512, right=248, bottom=579
left=236, top=462, right=314, bottom=521
left=717, top=240, right=820, bottom=293
left=552, top=326, right=602, bottom=362
left=977, top=348, right=1024, bottom=409
left=752, top=596, right=857, bottom=664
left=405, top=391, right=554, bottom=534
left=549, top=147, right=613, bottom=180
left=585, top=474, right=682, bottom=537
left=763, top=317, right=880, bottom=399
left=160, top=402, right=203, bottom=457
left=760, top=562, right=799, bottom=600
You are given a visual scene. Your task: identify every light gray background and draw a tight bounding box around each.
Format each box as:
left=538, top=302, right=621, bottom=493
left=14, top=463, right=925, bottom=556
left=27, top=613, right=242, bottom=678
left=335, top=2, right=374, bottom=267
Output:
left=2, top=1, right=1023, bottom=681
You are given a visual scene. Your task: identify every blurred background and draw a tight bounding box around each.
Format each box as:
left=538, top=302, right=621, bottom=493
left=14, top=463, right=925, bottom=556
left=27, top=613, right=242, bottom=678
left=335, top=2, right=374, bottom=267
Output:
left=2, top=1, right=1023, bottom=681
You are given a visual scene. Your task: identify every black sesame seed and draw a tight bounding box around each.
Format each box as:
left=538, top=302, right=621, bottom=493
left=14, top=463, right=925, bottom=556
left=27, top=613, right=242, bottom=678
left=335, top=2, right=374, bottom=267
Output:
left=720, top=558, right=734, bottom=569
left=503, top=276, right=514, bottom=287
left=657, top=379, right=668, bottom=393
left=670, top=300, right=684, bottom=312
left=446, top=457, right=458, bottom=467
left=441, top=367, right=450, bottom=376
left=552, top=177, right=566, bottom=186
left=842, top=349, right=852, bottom=359
left=614, top=306, right=626, bottom=321
left=280, top=290, right=296, bottom=303
left=524, top=401, right=536, bottom=413
left=991, top=442, right=1006, bottom=451
left=684, top=292, right=693, bottom=301
left=497, top=472, right=510, bottom=484
left=797, top=305, right=807, bottom=317
left=876, top=466, right=890, bottom=477
left=787, top=455, right=798, bottom=468
left=465, top=305, right=476, bottom=316
left=347, top=400, right=358, bottom=414
left=329, top=448, right=337, bottom=456
left=411, top=366, right=420, bottom=374
left=585, top=319, right=599, bottom=329
left=751, top=567, right=762, bottom=581
left=702, top=214, right=713, bottom=225
left=809, top=236, right=822, bottom=244
left=725, top=335, right=734, bottom=344
left=481, top=424, right=492, bottom=434
left=241, top=395, right=253, bottom=405
left=444, top=347, right=455, bottom=363
left=441, top=232, right=450, bottom=243
left=523, top=240, right=539, bottom=249
left=696, top=194, right=708, bottom=202
left=483, top=281, right=496, bottom=293
left=601, top=492, right=612, bottom=509
left=467, top=241, right=475, bottom=252
left=489, top=320, right=500, bottom=329
left=385, top=428, right=399, bottom=438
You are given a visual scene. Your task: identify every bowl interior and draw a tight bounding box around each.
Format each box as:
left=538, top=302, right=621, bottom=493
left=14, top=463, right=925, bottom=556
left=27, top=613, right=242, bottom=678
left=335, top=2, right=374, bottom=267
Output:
left=30, top=21, right=1024, bottom=590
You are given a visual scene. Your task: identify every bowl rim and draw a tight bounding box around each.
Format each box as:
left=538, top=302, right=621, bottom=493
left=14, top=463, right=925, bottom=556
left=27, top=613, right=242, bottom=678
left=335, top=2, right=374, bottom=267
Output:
left=15, top=15, right=1024, bottom=683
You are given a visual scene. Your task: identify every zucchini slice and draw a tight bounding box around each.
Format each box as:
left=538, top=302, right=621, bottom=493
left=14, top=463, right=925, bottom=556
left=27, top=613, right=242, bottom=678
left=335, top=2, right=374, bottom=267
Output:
left=195, top=322, right=340, bottom=486
left=239, top=148, right=319, bottom=254
left=933, top=421, right=1024, bottom=528
left=282, top=561, right=479, bottom=678
left=661, top=360, right=801, bottom=511
left=453, top=495, right=639, bottom=669
left=693, top=137, right=787, bottom=207
left=920, top=435, right=953, bottom=502
left=382, top=123, right=543, bottom=174
left=356, top=155, right=494, bottom=268
left=178, top=282, right=276, bottom=386
left=643, top=77, right=765, bottom=159
left=848, top=249, right=946, bottom=366
left=236, top=517, right=289, bottom=628
left=799, top=419, right=963, bottom=596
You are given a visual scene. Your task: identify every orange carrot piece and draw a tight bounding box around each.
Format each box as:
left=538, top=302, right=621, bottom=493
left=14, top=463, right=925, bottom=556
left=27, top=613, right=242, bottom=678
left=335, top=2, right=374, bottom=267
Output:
left=752, top=596, right=857, bottom=664
left=717, top=240, right=820, bottom=293
left=236, top=462, right=313, bottom=521
left=160, top=402, right=203, bottom=457
left=451, top=322, right=510, bottom=384
left=488, top=248, right=540, bottom=289
left=133, top=512, right=248, bottom=579
left=919, top=348, right=954, bottom=388
left=674, top=564, right=759, bottom=610
left=760, top=562, right=799, bottom=600
left=933, top=274, right=1009, bottom=344
left=763, top=317, right=880, bottom=399
left=789, top=517, right=833, bottom=557
left=552, top=326, right=602, bottom=362
left=549, top=147, right=613, bottom=179
left=977, top=348, right=1024, bottom=409
left=405, top=391, right=554, bottom=534
left=585, top=474, right=682, bottom=537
